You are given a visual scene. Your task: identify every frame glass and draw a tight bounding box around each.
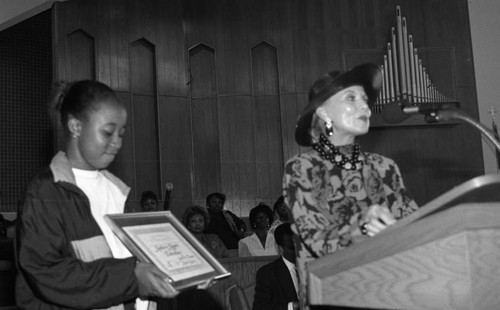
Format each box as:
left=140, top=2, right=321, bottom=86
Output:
left=104, top=211, right=231, bottom=291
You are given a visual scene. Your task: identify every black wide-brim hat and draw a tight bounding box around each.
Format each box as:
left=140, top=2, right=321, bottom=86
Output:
left=295, top=63, right=382, bottom=146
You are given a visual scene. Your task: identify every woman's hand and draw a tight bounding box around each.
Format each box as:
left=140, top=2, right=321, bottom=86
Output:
left=359, top=204, right=396, bottom=237
left=134, top=262, right=179, bottom=299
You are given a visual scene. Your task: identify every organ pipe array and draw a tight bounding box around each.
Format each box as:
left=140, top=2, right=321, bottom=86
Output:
left=374, top=6, right=454, bottom=114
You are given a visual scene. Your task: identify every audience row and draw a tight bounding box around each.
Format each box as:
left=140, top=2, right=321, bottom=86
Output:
left=137, top=189, right=291, bottom=259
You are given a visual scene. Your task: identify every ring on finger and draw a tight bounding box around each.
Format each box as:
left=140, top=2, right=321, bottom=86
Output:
left=360, top=222, right=369, bottom=235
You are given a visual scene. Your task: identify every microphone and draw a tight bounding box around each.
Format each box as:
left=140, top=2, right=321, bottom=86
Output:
left=163, top=182, right=174, bottom=210
left=382, top=101, right=460, bottom=124
left=384, top=100, right=500, bottom=163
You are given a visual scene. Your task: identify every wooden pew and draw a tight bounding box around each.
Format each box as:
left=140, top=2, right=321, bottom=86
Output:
left=158, top=255, right=277, bottom=309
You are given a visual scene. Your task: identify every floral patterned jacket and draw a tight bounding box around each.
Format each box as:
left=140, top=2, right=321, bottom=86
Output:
left=282, top=149, right=418, bottom=308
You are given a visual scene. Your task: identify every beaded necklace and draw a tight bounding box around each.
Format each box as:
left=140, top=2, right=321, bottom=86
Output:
left=312, top=134, right=363, bottom=170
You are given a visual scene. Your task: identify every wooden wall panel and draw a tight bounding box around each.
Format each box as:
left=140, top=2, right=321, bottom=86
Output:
left=132, top=95, right=160, bottom=196
left=53, top=0, right=483, bottom=217
left=252, top=43, right=283, bottom=201
left=184, top=0, right=218, bottom=51
left=107, top=0, right=128, bottom=91
left=189, top=44, right=222, bottom=202
left=189, top=44, right=217, bottom=97
left=66, top=30, right=95, bottom=80
left=159, top=95, right=193, bottom=218
left=254, top=95, right=283, bottom=200
left=213, top=1, right=252, bottom=96
left=219, top=96, right=257, bottom=216
left=191, top=97, right=221, bottom=200
left=130, top=40, right=156, bottom=94
left=157, top=0, right=187, bottom=96
left=245, top=0, right=281, bottom=54
left=130, top=40, right=161, bottom=201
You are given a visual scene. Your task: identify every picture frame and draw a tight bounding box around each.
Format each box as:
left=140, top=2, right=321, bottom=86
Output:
left=104, top=211, right=231, bottom=291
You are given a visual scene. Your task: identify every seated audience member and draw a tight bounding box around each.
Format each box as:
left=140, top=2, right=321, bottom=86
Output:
left=238, top=203, right=278, bottom=257
left=0, top=214, right=15, bottom=263
left=268, top=196, right=290, bottom=235
left=253, top=223, right=299, bottom=310
left=140, top=190, right=159, bottom=212
left=0, top=214, right=15, bottom=238
left=182, top=205, right=228, bottom=259
left=177, top=205, right=227, bottom=310
left=205, top=192, right=246, bottom=249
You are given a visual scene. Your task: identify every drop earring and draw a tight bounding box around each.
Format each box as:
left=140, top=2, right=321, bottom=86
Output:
left=325, top=118, right=334, bottom=136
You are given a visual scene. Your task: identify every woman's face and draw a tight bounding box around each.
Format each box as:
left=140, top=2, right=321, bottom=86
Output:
left=316, top=85, right=371, bottom=141
left=275, top=202, right=288, bottom=220
left=253, top=211, right=270, bottom=230
left=69, top=99, right=127, bottom=170
left=207, top=197, right=224, bottom=213
left=142, top=198, right=158, bottom=212
left=188, top=213, right=205, bottom=233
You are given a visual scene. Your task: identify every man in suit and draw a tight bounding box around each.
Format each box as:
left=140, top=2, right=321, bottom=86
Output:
left=253, top=223, right=299, bottom=310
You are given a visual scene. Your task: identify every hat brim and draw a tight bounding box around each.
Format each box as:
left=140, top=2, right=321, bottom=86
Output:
left=295, top=63, right=382, bottom=146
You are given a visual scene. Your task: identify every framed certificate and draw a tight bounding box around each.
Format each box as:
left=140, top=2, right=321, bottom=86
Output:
left=104, top=211, right=231, bottom=291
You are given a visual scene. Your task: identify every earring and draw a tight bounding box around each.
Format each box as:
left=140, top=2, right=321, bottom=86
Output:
left=325, top=118, right=334, bottom=136
left=72, top=133, right=79, bottom=139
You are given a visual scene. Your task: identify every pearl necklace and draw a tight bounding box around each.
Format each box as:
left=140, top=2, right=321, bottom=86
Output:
left=312, top=134, right=363, bottom=170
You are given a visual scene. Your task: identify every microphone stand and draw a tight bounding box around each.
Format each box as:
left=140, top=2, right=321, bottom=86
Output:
left=163, top=183, right=173, bottom=211
left=436, top=108, right=500, bottom=154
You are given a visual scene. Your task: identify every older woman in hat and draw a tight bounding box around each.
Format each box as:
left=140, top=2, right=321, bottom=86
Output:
left=282, top=63, right=418, bottom=309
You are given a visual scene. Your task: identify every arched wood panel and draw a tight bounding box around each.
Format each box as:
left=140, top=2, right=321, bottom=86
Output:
left=251, top=42, right=283, bottom=201
left=189, top=44, right=222, bottom=202
left=130, top=39, right=161, bottom=201
left=66, top=29, right=95, bottom=80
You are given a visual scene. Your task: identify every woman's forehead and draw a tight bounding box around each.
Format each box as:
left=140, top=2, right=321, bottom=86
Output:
left=333, top=85, right=365, bottom=96
left=87, top=100, right=127, bottom=124
left=321, top=85, right=366, bottom=106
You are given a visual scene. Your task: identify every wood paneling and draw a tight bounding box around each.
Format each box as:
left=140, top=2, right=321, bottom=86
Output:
left=219, top=95, right=257, bottom=215
left=130, top=39, right=161, bottom=201
left=159, top=95, right=193, bottom=218
left=66, top=30, right=95, bottom=80
left=53, top=0, right=483, bottom=217
left=252, top=42, right=283, bottom=201
left=189, top=44, right=222, bottom=203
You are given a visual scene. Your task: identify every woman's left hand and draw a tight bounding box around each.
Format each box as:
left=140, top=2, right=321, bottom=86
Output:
left=359, top=204, right=396, bottom=237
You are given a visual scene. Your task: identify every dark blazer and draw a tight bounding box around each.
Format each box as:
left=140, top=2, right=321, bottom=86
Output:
left=253, top=257, right=298, bottom=310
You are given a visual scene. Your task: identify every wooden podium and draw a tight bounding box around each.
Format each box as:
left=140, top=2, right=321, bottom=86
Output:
left=307, top=174, right=500, bottom=310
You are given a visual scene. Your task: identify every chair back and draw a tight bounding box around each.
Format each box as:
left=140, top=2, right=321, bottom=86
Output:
left=225, top=283, right=254, bottom=310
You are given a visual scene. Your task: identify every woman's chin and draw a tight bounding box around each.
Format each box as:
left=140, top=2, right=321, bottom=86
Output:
left=356, top=121, right=370, bottom=134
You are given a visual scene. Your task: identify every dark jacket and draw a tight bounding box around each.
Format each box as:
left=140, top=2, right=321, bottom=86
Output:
left=205, top=210, right=244, bottom=250
left=16, top=152, right=138, bottom=310
left=253, top=258, right=298, bottom=310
